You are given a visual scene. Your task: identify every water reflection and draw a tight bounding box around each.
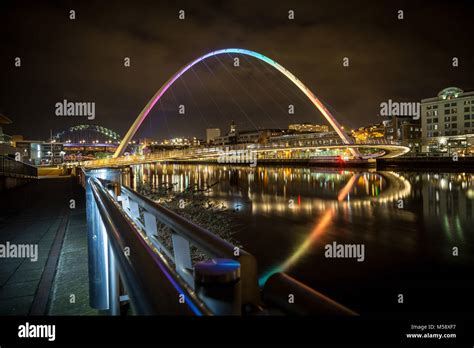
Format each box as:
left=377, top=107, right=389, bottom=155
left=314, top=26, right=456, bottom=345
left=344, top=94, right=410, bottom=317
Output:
left=131, top=163, right=474, bottom=312
left=132, top=164, right=412, bottom=211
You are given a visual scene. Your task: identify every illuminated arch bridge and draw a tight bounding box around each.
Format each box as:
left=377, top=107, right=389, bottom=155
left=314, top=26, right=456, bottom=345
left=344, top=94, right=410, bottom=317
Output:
left=55, top=124, right=121, bottom=145
left=114, top=48, right=362, bottom=158
left=96, top=48, right=407, bottom=163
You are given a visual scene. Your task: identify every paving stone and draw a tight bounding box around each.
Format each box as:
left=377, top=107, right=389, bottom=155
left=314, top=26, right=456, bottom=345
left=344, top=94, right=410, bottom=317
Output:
left=0, top=260, right=22, bottom=273
left=17, top=258, right=47, bottom=272
left=0, top=178, right=93, bottom=315
left=0, top=280, right=40, bottom=299
left=0, top=295, right=33, bottom=315
left=0, top=271, right=13, bottom=286
left=8, top=267, right=44, bottom=283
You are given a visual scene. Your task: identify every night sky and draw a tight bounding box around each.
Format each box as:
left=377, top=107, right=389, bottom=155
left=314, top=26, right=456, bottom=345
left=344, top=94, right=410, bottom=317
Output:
left=1, top=0, right=473, bottom=141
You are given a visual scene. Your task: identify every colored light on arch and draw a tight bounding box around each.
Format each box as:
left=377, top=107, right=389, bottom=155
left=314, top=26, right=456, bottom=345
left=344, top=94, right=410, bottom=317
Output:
left=114, top=48, right=355, bottom=158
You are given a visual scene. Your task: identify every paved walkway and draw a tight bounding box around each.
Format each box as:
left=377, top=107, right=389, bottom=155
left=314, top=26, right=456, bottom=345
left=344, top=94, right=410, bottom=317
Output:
left=0, top=177, right=95, bottom=315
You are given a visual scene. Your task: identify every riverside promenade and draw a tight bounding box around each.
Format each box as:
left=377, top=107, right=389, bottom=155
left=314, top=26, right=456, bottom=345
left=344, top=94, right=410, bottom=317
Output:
left=0, top=176, right=95, bottom=315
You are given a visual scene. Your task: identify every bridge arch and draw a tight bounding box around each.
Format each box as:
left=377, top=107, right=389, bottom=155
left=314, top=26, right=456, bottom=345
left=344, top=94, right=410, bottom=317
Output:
left=114, top=48, right=355, bottom=158
left=56, top=124, right=121, bottom=143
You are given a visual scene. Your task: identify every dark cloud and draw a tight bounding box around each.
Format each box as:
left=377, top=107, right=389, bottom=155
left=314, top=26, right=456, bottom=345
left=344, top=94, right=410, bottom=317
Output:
left=0, top=0, right=473, bottom=140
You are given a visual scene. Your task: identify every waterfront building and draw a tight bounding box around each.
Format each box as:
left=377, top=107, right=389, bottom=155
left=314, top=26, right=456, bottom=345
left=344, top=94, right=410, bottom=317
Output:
left=383, top=117, right=422, bottom=152
left=15, top=140, right=64, bottom=165
left=206, top=128, right=221, bottom=144
left=352, top=123, right=386, bottom=143
left=214, top=122, right=285, bottom=145
left=0, top=114, right=16, bottom=155
left=268, top=131, right=346, bottom=147
left=160, top=137, right=201, bottom=147
left=421, top=87, right=474, bottom=154
left=288, top=123, right=329, bottom=133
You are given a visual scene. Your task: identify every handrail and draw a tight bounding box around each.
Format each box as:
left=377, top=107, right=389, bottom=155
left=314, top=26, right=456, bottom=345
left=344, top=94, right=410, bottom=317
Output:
left=118, top=184, right=260, bottom=308
left=89, top=176, right=211, bottom=315
left=262, top=273, right=357, bottom=316
left=121, top=185, right=240, bottom=259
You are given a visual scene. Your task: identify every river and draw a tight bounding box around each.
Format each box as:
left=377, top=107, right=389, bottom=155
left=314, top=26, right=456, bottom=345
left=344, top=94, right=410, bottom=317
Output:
left=130, top=163, right=474, bottom=314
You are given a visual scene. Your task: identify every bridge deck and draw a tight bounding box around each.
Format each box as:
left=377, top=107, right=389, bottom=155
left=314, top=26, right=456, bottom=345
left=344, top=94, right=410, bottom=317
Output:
left=0, top=177, right=95, bottom=315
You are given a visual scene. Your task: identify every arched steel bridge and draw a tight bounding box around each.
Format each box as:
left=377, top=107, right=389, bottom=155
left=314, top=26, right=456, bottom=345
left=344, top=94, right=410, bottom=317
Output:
left=78, top=143, right=409, bottom=169
left=55, top=124, right=121, bottom=144
left=114, top=48, right=361, bottom=158
left=75, top=48, right=409, bottom=166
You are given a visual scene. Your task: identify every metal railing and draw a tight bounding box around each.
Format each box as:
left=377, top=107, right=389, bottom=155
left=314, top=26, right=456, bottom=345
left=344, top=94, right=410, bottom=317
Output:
left=0, top=155, right=37, bottom=178
left=88, top=175, right=211, bottom=315
left=118, top=184, right=260, bottom=307
left=263, top=273, right=357, bottom=315
left=83, top=168, right=356, bottom=316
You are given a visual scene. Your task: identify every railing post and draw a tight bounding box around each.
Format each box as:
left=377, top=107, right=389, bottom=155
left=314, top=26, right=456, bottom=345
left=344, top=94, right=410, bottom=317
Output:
left=194, top=259, right=241, bottom=315
left=171, top=232, right=193, bottom=285
left=85, top=169, right=122, bottom=311
left=234, top=253, right=260, bottom=310
left=85, top=175, right=110, bottom=310
left=107, top=240, right=120, bottom=315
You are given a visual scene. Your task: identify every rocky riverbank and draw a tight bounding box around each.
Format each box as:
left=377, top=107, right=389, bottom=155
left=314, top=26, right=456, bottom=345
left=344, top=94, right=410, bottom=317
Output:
left=136, top=181, right=242, bottom=262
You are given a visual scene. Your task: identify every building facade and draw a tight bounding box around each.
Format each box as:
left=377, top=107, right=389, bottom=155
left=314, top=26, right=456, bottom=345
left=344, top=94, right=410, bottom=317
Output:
left=269, top=131, right=346, bottom=147
left=213, top=122, right=285, bottom=145
left=15, top=140, right=64, bottom=165
left=352, top=123, right=386, bottom=143
left=288, top=123, right=329, bottom=133
left=383, top=117, right=422, bottom=152
left=206, top=128, right=221, bottom=144
left=421, top=87, right=474, bottom=153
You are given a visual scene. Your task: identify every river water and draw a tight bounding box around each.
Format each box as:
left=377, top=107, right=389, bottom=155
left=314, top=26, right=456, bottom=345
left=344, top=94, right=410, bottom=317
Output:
left=131, top=163, right=474, bottom=314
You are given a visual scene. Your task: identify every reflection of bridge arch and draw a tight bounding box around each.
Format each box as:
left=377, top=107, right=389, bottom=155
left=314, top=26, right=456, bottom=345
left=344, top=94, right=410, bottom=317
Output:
left=115, top=48, right=357, bottom=158
left=55, top=124, right=121, bottom=143
left=258, top=170, right=412, bottom=285
left=242, top=171, right=411, bottom=211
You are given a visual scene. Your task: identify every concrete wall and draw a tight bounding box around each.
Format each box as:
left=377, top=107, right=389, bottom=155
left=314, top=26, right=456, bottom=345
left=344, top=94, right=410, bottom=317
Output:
left=0, top=175, right=34, bottom=192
